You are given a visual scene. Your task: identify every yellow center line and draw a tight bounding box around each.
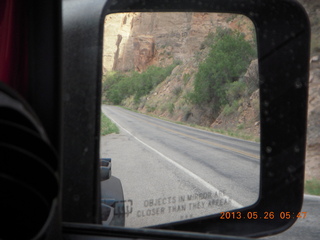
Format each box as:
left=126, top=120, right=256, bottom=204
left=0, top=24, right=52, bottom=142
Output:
left=127, top=112, right=260, bottom=160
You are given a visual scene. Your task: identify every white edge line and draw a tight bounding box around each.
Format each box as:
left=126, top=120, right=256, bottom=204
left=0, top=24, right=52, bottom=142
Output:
left=304, top=194, right=320, bottom=200
left=102, top=107, right=244, bottom=209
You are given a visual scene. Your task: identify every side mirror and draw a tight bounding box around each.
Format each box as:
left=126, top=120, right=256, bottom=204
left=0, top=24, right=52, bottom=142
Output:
left=62, top=0, right=310, bottom=238
left=101, top=177, right=126, bottom=226
left=101, top=203, right=114, bottom=224
left=100, top=158, right=111, bottom=181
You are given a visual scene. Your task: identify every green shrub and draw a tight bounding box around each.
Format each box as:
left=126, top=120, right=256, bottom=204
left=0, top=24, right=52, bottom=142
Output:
left=146, top=105, right=156, bottom=112
left=103, top=62, right=178, bottom=104
left=167, top=102, right=175, bottom=115
left=103, top=72, right=129, bottom=104
left=222, top=100, right=239, bottom=116
left=226, top=80, right=246, bottom=104
left=183, top=73, right=191, bottom=85
left=305, top=179, right=320, bottom=195
left=201, top=32, right=216, bottom=48
left=173, top=86, right=183, bottom=96
left=100, top=114, right=119, bottom=136
left=191, top=27, right=256, bottom=115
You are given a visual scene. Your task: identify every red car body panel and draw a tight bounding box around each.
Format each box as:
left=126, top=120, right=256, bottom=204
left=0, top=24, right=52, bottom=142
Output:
left=0, top=0, right=28, bottom=97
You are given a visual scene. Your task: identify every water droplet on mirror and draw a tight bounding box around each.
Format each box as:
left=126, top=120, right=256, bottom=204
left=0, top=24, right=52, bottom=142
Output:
left=268, top=171, right=274, bottom=177
left=288, top=165, right=296, bottom=173
left=266, top=146, right=272, bottom=153
left=295, top=80, right=302, bottom=89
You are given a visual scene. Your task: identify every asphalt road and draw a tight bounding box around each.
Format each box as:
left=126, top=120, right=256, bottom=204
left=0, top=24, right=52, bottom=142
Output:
left=262, top=194, right=320, bottom=240
left=100, top=105, right=260, bottom=226
left=100, top=105, right=319, bottom=238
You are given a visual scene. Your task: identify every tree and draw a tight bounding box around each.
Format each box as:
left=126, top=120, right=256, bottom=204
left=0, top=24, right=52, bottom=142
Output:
left=192, top=27, right=256, bottom=114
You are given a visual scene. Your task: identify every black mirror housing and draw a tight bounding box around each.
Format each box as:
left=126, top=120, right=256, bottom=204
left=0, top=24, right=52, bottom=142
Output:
left=62, top=0, right=310, bottom=238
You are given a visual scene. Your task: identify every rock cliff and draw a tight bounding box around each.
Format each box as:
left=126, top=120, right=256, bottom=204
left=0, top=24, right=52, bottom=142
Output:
left=306, top=56, right=320, bottom=180
left=103, top=12, right=253, bottom=73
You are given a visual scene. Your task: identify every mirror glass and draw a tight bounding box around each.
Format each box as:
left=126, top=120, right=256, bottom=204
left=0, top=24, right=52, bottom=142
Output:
left=100, top=12, right=260, bottom=228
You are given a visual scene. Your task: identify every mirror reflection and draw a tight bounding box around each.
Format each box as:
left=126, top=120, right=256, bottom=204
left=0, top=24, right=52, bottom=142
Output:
left=100, top=12, right=260, bottom=228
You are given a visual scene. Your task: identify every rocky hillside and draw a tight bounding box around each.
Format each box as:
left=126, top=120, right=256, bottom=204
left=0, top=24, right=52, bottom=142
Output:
left=298, top=0, right=320, bottom=56
left=103, top=13, right=254, bottom=73
left=307, top=57, right=320, bottom=180
left=103, top=12, right=256, bottom=133
left=297, top=0, right=320, bottom=180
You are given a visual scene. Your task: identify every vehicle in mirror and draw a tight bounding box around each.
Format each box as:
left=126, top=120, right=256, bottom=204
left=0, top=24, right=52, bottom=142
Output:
left=100, top=158, right=112, bottom=181
left=100, top=12, right=260, bottom=227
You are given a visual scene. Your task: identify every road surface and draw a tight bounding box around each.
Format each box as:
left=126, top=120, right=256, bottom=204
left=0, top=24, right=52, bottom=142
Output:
left=263, top=194, right=320, bottom=240
left=100, top=105, right=319, bottom=239
left=100, top=105, right=260, bottom=227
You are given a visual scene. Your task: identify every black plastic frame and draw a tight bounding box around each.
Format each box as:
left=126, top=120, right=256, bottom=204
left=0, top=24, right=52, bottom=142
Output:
left=61, top=0, right=310, bottom=238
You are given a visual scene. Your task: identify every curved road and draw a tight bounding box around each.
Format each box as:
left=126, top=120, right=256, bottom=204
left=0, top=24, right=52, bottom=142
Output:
left=100, top=105, right=260, bottom=227
left=100, top=105, right=320, bottom=240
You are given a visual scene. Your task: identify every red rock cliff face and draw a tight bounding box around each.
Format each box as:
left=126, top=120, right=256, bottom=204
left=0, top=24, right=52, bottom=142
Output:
left=133, top=35, right=157, bottom=72
left=103, top=13, right=137, bottom=73
left=103, top=12, right=253, bottom=73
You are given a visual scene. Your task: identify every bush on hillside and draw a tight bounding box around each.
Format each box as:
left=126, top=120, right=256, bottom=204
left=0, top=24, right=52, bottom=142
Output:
left=190, top=27, right=256, bottom=115
left=103, top=62, right=178, bottom=104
